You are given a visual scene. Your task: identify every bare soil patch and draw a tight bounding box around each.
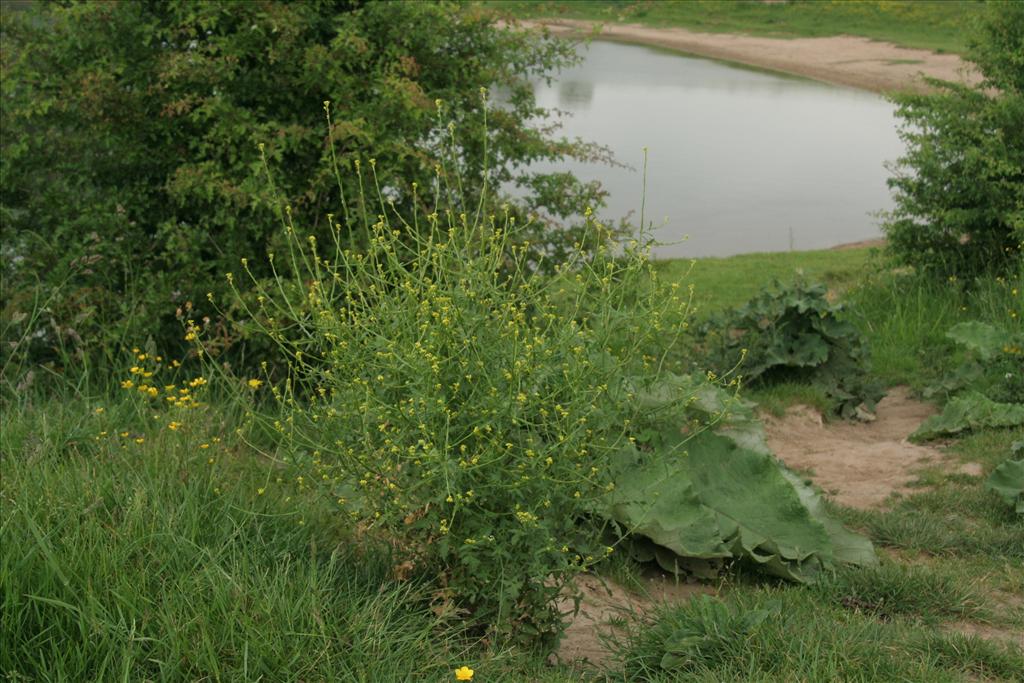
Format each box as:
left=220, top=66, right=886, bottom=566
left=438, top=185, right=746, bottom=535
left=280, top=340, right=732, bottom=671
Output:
left=524, top=19, right=980, bottom=94
left=556, top=573, right=714, bottom=666
left=764, top=386, right=942, bottom=509
left=942, top=620, right=1024, bottom=649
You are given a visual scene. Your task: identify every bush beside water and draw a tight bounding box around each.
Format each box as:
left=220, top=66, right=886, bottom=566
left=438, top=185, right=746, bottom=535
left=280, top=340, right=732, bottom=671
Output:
left=208, top=160, right=697, bottom=645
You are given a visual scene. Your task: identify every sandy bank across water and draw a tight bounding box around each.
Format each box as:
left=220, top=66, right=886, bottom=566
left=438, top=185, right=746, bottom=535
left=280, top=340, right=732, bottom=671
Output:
left=525, top=19, right=979, bottom=94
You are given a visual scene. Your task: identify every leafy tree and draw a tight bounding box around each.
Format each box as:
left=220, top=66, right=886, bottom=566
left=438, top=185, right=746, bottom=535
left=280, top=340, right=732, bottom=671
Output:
left=0, top=0, right=598, bottom=371
left=884, top=0, right=1023, bottom=277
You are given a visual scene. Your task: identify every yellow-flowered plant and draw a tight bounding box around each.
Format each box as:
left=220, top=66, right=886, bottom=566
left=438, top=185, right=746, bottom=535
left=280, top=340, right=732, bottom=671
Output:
left=213, top=105, right=699, bottom=649
left=114, top=348, right=209, bottom=436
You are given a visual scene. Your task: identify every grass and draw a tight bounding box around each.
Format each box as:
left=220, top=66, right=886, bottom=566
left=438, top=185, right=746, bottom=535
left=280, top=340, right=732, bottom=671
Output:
left=615, top=584, right=1023, bottom=682
left=609, top=249, right=1023, bottom=680
left=0, top=395, right=583, bottom=682
left=484, top=0, right=981, bottom=54
left=657, top=246, right=874, bottom=317
left=846, top=268, right=1023, bottom=390
left=610, top=420, right=1023, bottom=682
left=2, top=247, right=1021, bottom=679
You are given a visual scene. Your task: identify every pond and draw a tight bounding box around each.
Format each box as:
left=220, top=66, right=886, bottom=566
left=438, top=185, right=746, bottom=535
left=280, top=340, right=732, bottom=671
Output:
left=530, top=40, right=906, bottom=258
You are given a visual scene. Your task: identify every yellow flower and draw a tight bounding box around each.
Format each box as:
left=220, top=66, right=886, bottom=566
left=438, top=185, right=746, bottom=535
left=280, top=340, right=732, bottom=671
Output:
left=147, top=387, right=159, bottom=398
left=168, top=421, right=182, bottom=431
left=454, top=666, right=474, bottom=681
left=184, top=331, right=197, bottom=342
left=134, top=437, right=145, bottom=444
left=247, top=378, right=263, bottom=389
left=94, top=407, right=104, bottom=414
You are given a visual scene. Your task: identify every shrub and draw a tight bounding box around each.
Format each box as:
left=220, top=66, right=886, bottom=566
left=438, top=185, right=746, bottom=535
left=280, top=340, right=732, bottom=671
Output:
left=201, top=147, right=696, bottom=647
left=0, top=0, right=601, bottom=369
left=883, top=0, right=1024, bottom=277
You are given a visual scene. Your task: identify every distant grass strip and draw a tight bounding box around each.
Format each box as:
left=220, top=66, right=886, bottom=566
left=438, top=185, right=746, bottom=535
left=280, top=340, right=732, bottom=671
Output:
left=484, top=0, right=979, bottom=54
left=657, top=246, right=874, bottom=316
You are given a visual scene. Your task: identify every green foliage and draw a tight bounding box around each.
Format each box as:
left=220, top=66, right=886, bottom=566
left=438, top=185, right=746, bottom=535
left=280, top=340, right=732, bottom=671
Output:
left=843, top=266, right=1022, bottom=390
left=912, top=392, right=1024, bottom=441
left=945, top=320, right=1017, bottom=360
left=0, top=396, right=463, bottom=681
left=914, top=321, right=1024, bottom=440
left=607, top=425, right=876, bottom=583
left=0, top=0, right=597, bottom=370
left=214, top=156, right=697, bottom=647
left=925, top=320, right=1024, bottom=403
left=986, top=459, right=1024, bottom=514
left=618, top=595, right=780, bottom=677
left=697, top=280, right=884, bottom=419
left=883, top=0, right=1024, bottom=277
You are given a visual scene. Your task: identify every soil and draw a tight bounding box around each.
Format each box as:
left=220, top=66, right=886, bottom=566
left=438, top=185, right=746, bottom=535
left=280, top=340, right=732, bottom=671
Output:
left=942, top=620, right=1024, bottom=649
left=764, top=386, right=942, bottom=509
left=555, top=572, right=714, bottom=666
left=556, top=388, right=1020, bottom=665
left=522, top=19, right=980, bottom=94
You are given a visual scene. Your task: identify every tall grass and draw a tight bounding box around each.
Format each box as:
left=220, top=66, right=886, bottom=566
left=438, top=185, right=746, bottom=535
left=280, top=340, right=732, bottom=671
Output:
left=0, top=391, right=468, bottom=681
left=846, top=265, right=1023, bottom=389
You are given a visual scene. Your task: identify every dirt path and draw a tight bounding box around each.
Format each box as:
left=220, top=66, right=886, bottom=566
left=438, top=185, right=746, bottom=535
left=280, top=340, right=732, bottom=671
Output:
left=764, top=387, right=943, bottom=509
left=525, top=19, right=980, bottom=94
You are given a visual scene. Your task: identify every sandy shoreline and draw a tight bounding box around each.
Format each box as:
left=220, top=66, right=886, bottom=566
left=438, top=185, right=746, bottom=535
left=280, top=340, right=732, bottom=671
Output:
left=524, top=19, right=979, bottom=94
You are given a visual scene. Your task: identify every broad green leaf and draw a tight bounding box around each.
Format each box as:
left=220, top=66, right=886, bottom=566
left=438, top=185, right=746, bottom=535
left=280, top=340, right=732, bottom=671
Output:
left=607, top=432, right=876, bottom=582
left=607, top=444, right=730, bottom=559
left=946, top=322, right=1014, bottom=360
left=986, top=459, right=1024, bottom=515
left=778, top=468, right=877, bottom=567
left=686, top=433, right=835, bottom=581
left=911, top=391, right=1024, bottom=441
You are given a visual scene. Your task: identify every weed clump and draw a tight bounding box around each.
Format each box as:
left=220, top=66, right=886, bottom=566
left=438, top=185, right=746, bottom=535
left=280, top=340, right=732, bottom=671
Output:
left=696, top=280, right=884, bottom=419
left=211, top=168, right=695, bottom=647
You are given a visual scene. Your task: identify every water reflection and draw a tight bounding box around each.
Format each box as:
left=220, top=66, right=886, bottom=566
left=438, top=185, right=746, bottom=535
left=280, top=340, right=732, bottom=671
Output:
left=530, top=41, right=905, bottom=258
left=557, top=80, right=595, bottom=107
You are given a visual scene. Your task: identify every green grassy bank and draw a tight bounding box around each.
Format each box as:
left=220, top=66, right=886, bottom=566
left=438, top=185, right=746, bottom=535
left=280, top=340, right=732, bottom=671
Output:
left=2, top=247, right=1021, bottom=681
left=484, top=0, right=981, bottom=54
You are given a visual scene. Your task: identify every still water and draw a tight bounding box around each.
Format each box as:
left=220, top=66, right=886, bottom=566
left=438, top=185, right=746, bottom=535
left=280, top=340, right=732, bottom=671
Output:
left=531, top=41, right=906, bottom=258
